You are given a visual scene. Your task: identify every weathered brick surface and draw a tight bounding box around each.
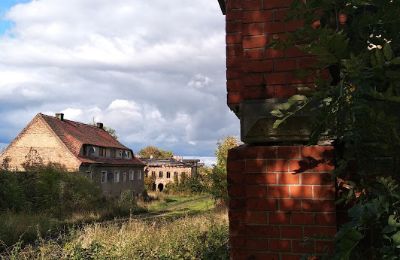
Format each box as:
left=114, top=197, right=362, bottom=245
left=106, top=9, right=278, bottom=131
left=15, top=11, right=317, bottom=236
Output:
left=227, top=145, right=336, bottom=259
left=0, top=116, right=81, bottom=171
left=225, top=0, right=316, bottom=110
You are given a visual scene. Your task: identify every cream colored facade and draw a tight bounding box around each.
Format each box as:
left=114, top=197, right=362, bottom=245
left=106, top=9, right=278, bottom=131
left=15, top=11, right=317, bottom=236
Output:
left=143, top=158, right=200, bottom=191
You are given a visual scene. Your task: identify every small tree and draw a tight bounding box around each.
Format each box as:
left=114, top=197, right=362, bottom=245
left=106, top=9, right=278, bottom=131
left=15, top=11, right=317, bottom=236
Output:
left=138, top=146, right=173, bottom=159
left=209, top=136, right=239, bottom=204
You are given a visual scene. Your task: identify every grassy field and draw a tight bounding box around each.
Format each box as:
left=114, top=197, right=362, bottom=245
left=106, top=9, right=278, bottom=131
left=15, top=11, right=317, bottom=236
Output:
left=0, top=194, right=229, bottom=259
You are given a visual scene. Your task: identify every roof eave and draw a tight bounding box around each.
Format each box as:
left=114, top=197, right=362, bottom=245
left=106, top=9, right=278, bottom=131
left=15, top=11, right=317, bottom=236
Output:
left=218, top=0, right=226, bottom=15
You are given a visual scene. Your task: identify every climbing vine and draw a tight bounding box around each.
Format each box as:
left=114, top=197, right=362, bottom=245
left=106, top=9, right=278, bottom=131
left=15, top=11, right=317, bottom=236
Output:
left=272, top=0, right=400, bottom=258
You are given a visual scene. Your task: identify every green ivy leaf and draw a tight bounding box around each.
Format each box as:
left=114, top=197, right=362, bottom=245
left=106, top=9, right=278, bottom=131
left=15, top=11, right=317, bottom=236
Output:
left=388, top=215, right=400, bottom=227
left=392, top=231, right=400, bottom=245
left=384, top=43, right=394, bottom=61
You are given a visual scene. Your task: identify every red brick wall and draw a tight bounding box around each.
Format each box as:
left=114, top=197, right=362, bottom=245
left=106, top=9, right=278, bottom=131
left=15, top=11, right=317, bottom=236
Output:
left=227, top=145, right=336, bottom=259
left=226, top=0, right=314, bottom=110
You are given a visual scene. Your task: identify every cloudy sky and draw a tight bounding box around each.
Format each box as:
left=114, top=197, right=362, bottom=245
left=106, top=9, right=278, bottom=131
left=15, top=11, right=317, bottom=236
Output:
left=0, top=0, right=239, bottom=162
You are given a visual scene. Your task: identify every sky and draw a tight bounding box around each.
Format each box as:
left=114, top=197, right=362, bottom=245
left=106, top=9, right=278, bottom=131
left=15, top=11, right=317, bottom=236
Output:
left=0, top=0, right=239, bottom=162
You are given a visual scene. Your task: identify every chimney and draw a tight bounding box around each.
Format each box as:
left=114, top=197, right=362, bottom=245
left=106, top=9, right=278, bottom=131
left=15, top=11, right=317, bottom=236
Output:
left=55, top=113, right=64, bottom=121
left=96, top=122, right=104, bottom=129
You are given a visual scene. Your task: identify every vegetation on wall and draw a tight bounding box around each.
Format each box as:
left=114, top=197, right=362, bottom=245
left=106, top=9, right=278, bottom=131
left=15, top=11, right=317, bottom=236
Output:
left=272, top=0, right=400, bottom=258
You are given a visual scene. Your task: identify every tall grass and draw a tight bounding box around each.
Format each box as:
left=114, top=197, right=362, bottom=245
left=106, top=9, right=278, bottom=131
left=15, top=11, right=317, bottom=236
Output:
left=3, top=210, right=229, bottom=260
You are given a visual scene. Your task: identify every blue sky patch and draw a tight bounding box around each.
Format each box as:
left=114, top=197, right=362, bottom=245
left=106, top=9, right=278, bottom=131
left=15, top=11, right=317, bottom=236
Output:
left=0, top=0, right=30, bottom=35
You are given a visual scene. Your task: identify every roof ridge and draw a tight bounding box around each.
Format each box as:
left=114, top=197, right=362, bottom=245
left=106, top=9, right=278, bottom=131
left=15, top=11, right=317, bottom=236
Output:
left=40, top=113, right=103, bottom=129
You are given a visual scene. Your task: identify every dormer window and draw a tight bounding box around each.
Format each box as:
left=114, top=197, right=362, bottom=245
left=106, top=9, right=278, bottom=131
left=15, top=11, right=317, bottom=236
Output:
left=88, top=146, right=96, bottom=157
left=118, top=150, right=123, bottom=158
left=123, top=150, right=130, bottom=159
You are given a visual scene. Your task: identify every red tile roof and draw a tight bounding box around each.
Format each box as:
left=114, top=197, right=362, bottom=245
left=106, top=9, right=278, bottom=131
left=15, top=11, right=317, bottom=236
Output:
left=39, top=113, right=144, bottom=166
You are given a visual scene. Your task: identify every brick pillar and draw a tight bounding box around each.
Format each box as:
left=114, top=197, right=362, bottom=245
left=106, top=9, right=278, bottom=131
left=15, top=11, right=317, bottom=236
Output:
left=218, top=0, right=338, bottom=259
left=228, top=145, right=336, bottom=259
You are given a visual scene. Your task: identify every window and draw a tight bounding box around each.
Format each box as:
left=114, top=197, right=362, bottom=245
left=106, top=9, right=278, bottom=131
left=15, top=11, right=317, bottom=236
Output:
left=88, top=146, right=96, bottom=157
left=101, top=171, right=107, bottom=183
left=123, top=172, right=127, bottom=182
left=123, top=151, right=130, bottom=159
left=111, top=149, right=116, bottom=158
left=99, top=147, right=106, bottom=157
left=174, top=172, right=178, bottom=178
left=152, top=171, right=156, bottom=178
left=167, top=172, right=171, bottom=179
left=138, top=170, right=142, bottom=180
left=129, top=170, right=134, bottom=181
left=145, top=170, right=148, bottom=178
left=159, top=171, right=163, bottom=178
left=114, top=171, right=120, bottom=183
left=118, top=150, right=123, bottom=158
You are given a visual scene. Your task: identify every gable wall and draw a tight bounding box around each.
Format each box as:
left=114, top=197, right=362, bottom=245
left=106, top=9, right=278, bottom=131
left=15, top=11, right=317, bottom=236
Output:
left=0, top=117, right=80, bottom=171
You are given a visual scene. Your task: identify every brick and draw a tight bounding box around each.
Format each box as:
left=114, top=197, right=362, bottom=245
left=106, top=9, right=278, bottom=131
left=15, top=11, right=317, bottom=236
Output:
left=281, top=255, right=303, bottom=260
left=280, top=226, right=303, bottom=239
left=226, top=34, right=242, bottom=44
left=246, top=211, right=268, bottom=224
left=274, top=59, right=297, bottom=71
left=242, top=0, right=263, bottom=10
left=242, top=73, right=264, bottom=86
left=226, top=9, right=243, bottom=21
left=263, top=0, right=293, bottom=9
left=226, top=21, right=241, bottom=33
left=269, top=212, right=291, bottom=224
left=246, top=185, right=267, bottom=197
left=227, top=160, right=245, bottom=172
left=230, top=199, right=246, bottom=210
left=315, top=213, right=336, bottom=225
left=254, top=253, right=279, bottom=259
left=291, top=212, right=315, bottom=225
left=242, top=86, right=275, bottom=99
left=265, top=48, right=285, bottom=58
left=246, top=238, right=268, bottom=250
left=247, top=198, right=277, bottom=210
left=227, top=172, right=244, bottom=184
left=279, top=199, right=302, bottom=211
left=246, top=159, right=268, bottom=173
left=227, top=44, right=242, bottom=57
left=264, top=22, right=287, bottom=33
left=227, top=56, right=242, bottom=68
left=243, top=10, right=274, bottom=23
left=301, top=173, right=333, bottom=185
left=277, top=146, right=301, bottom=159
left=230, top=222, right=246, bottom=236
left=228, top=185, right=245, bottom=197
left=267, top=159, right=289, bottom=172
left=229, top=236, right=246, bottom=248
left=312, top=162, right=335, bottom=172
left=246, top=225, right=280, bottom=237
left=278, top=173, right=300, bottom=184
left=229, top=210, right=245, bottom=222
left=227, top=79, right=241, bottom=92
left=290, top=186, right=313, bottom=198
left=274, top=85, right=298, bottom=98
left=227, top=69, right=241, bottom=79
left=245, top=173, right=277, bottom=184
left=285, top=47, right=307, bottom=58
left=274, top=9, right=289, bottom=21
left=304, top=226, right=337, bottom=237
left=245, top=146, right=277, bottom=159
left=243, top=23, right=265, bottom=36
left=302, top=199, right=336, bottom=212
left=244, top=48, right=265, bottom=60
left=243, top=36, right=268, bottom=49
left=269, top=239, right=291, bottom=251
left=313, top=185, right=335, bottom=199
left=267, top=186, right=290, bottom=198
left=242, top=60, right=273, bottom=73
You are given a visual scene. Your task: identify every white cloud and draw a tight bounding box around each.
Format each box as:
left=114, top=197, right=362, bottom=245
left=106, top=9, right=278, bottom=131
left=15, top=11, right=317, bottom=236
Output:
left=0, top=0, right=239, bottom=156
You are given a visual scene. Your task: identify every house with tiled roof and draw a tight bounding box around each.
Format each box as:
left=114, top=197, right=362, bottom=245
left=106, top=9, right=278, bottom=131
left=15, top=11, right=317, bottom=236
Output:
left=0, top=113, right=145, bottom=197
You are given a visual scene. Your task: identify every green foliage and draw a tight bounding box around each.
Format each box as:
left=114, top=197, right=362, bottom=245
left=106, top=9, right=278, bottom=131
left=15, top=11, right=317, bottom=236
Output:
left=138, top=146, right=173, bottom=159
left=209, top=136, right=239, bottom=204
left=166, top=172, right=207, bottom=194
left=274, top=0, right=400, bottom=258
